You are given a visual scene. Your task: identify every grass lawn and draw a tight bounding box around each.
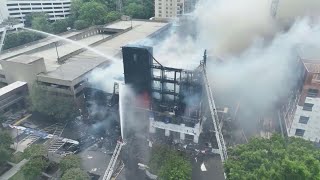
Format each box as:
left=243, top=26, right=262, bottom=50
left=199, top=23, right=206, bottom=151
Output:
left=10, top=152, right=24, bottom=164
left=9, top=169, right=24, bottom=180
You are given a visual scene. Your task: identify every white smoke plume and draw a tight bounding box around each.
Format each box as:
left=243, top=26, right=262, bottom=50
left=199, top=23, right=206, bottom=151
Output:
left=86, top=0, right=320, bottom=136
left=88, top=60, right=123, bottom=93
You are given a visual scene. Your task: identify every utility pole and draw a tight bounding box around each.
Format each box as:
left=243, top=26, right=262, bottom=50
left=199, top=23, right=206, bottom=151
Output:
left=54, top=42, right=60, bottom=62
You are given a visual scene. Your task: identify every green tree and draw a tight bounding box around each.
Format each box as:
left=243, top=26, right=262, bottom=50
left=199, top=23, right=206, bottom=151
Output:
left=31, top=13, right=52, bottom=33
left=60, top=155, right=81, bottom=173
left=29, top=83, right=78, bottom=121
left=224, top=134, right=320, bottom=180
left=61, top=168, right=89, bottom=180
left=124, top=3, right=144, bottom=19
left=23, top=144, right=46, bottom=159
left=74, top=20, right=89, bottom=30
left=79, top=1, right=107, bottom=25
left=149, top=145, right=192, bottom=180
left=24, top=12, right=46, bottom=27
left=104, top=11, right=121, bottom=23
left=52, top=20, right=68, bottom=34
left=24, top=13, right=33, bottom=27
left=70, top=0, right=85, bottom=19
left=0, top=147, right=10, bottom=165
left=3, top=31, right=44, bottom=50
left=0, top=114, right=6, bottom=128
left=0, top=131, right=13, bottom=148
left=22, top=156, right=48, bottom=180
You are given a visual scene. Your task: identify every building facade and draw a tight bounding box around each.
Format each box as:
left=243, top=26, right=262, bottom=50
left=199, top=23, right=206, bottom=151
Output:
left=281, top=46, right=320, bottom=142
left=154, top=0, right=197, bottom=19
left=5, top=0, right=71, bottom=23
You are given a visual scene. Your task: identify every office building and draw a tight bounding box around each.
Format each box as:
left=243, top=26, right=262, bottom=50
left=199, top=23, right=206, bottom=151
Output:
left=5, top=0, right=72, bottom=23
left=155, top=0, right=198, bottom=19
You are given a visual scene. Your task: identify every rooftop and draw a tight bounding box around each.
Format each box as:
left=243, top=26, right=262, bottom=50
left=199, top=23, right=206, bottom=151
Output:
left=298, top=45, right=320, bottom=73
left=36, top=20, right=168, bottom=81
left=1, top=20, right=168, bottom=82
left=7, top=55, right=43, bottom=64
left=0, top=81, right=27, bottom=97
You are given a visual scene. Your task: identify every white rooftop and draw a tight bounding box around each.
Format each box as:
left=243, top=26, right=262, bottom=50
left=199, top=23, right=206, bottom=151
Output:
left=0, top=81, right=27, bottom=97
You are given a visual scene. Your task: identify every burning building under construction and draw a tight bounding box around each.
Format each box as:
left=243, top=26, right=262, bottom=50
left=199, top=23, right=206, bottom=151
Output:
left=121, top=45, right=228, bottom=162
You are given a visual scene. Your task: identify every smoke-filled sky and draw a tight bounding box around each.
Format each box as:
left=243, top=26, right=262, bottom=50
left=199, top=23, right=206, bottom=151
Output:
left=88, top=0, right=320, bottom=132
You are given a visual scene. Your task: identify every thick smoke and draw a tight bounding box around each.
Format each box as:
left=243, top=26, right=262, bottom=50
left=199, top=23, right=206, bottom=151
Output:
left=86, top=0, right=320, bottom=136
left=88, top=60, right=123, bottom=93
left=145, top=0, right=320, bottom=134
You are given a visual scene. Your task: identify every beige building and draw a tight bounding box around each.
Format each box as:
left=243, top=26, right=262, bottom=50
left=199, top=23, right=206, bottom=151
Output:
left=0, top=20, right=169, bottom=105
left=154, top=0, right=197, bottom=19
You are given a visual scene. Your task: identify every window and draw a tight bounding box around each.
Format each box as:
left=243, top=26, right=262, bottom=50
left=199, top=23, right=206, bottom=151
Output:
left=43, top=3, right=52, bottom=5
left=307, top=89, right=319, bottom=97
left=31, top=3, right=41, bottom=5
left=9, top=13, right=20, bottom=15
left=0, top=74, right=5, bottom=79
left=19, top=3, right=30, bottom=6
left=32, top=7, right=42, bottom=10
left=20, top=8, right=31, bottom=10
left=295, top=129, right=305, bottom=137
left=133, top=54, right=138, bottom=62
left=53, top=3, right=62, bottom=5
left=7, top=4, right=18, bottom=7
left=303, top=103, right=314, bottom=111
left=43, top=7, right=52, bottom=9
left=8, top=8, right=19, bottom=10
left=299, top=116, right=309, bottom=124
left=54, top=7, right=62, bottom=9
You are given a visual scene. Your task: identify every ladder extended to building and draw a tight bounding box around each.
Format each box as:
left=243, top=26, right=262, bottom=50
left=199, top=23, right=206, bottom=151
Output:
left=102, top=141, right=124, bottom=180
left=202, top=68, right=228, bottom=162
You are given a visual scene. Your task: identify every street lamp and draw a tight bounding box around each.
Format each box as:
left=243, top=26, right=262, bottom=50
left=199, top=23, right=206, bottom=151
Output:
left=54, top=42, right=60, bottom=62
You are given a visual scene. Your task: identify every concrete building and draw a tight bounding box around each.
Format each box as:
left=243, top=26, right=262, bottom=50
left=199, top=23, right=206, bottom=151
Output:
left=0, top=20, right=169, bottom=105
left=0, top=81, right=28, bottom=112
left=154, top=0, right=197, bottom=19
left=4, top=0, right=71, bottom=23
left=281, top=45, right=320, bottom=142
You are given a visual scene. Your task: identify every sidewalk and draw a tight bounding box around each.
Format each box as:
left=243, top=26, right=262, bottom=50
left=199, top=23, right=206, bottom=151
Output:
left=0, top=159, right=28, bottom=180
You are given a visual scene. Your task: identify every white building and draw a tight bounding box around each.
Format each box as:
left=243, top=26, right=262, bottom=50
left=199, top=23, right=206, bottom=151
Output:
left=154, top=0, right=197, bottom=19
left=282, top=46, right=320, bottom=143
left=4, top=0, right=71, bottom=23
left=0, top=2, right=9, bottom=23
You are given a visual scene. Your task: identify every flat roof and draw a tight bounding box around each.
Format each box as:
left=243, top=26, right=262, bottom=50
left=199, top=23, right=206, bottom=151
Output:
left=0, top=31, right=79, bottom=60
left=38, top=56, right=109, bottom=82
left=0, top=81, right=27, bottom=97
left=37, top=20, right=168, bottom=81
left=8, top=55, right=42, bottom=64
left=104, top=21, right=135, bottom=30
